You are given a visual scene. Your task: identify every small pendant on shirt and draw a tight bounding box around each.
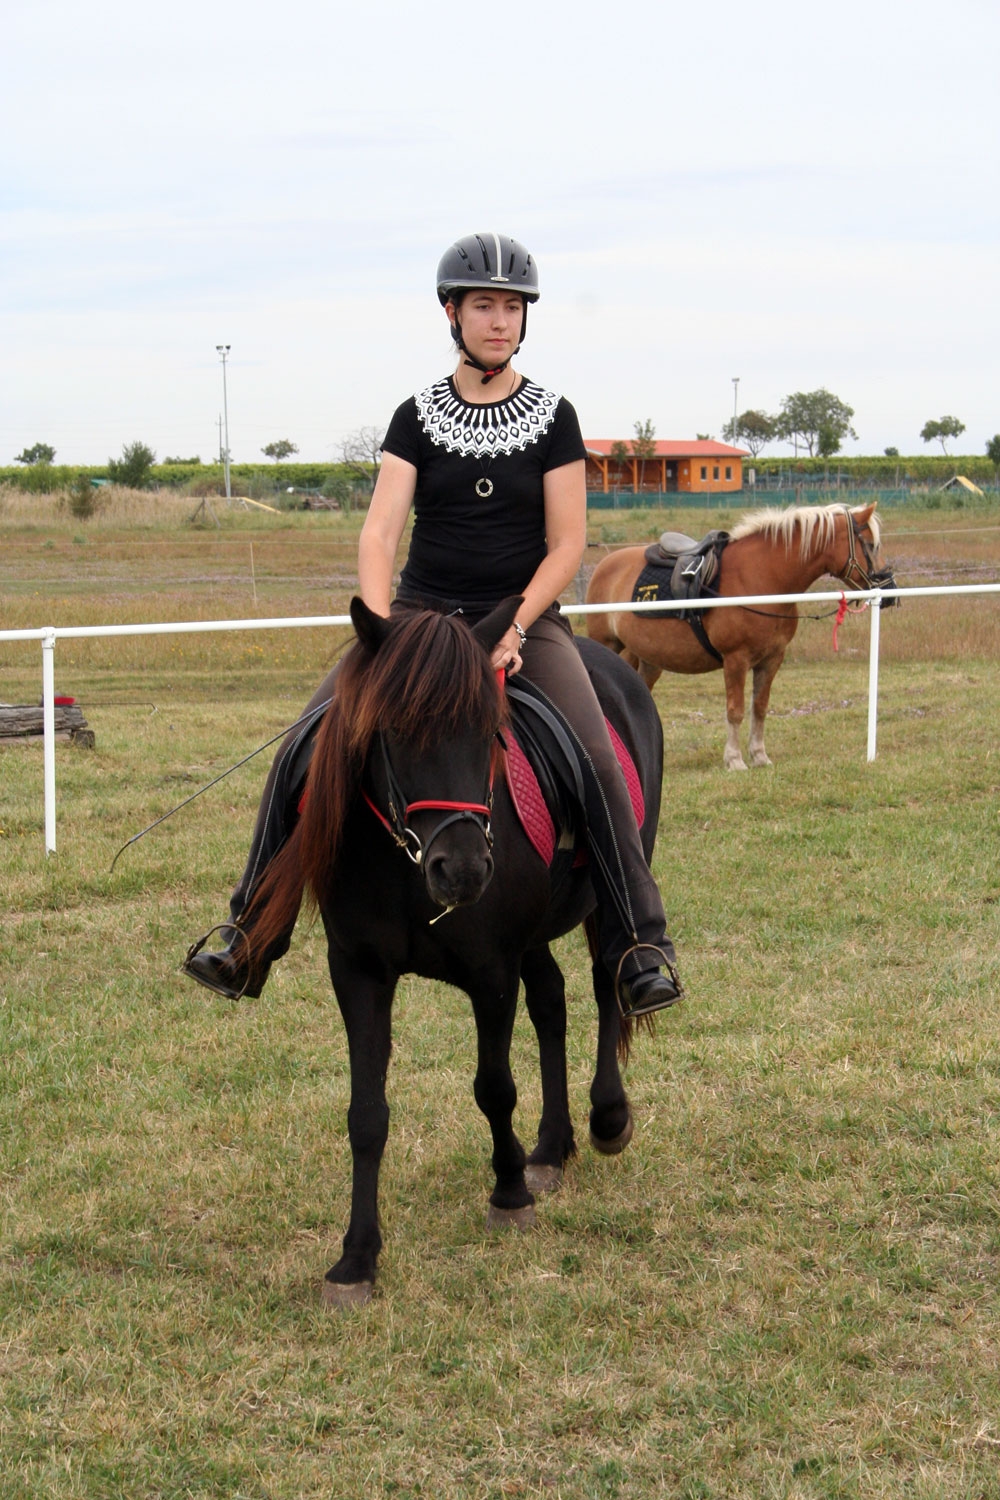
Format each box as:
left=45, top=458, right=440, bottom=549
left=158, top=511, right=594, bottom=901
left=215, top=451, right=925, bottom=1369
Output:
left=475, top=477, right=494, bottom=498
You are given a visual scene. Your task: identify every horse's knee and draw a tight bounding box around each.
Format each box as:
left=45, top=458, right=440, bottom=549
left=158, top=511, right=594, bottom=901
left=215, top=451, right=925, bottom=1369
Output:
left=474, top=1069, right=517, bottom=1123
left=347, top=1099, right=390, bottom=1156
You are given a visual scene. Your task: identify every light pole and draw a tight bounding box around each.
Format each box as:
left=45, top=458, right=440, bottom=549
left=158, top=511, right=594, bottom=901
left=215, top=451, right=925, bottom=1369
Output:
left=731, top=376, right=739, bottom=442
left=216, top=344, right=231, bottom=500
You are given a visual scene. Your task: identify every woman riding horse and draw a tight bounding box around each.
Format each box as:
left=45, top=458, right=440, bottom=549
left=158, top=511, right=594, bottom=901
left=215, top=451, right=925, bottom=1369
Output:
left=184, top=232, right=682, bottom=1020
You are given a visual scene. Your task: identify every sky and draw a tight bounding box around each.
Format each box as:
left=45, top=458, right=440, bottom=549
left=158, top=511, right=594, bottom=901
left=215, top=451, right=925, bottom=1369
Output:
left=2, top=0, right=998, bottom=468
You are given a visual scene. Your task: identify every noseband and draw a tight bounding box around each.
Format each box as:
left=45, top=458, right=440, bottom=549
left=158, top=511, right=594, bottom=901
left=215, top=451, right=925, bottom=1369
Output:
left=840, top=508, right=895, bottom=593
left=364, top=732, right=495, bottom=869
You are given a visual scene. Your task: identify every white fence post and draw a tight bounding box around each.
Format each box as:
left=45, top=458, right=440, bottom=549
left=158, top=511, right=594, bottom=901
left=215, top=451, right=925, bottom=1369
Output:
left=42, top=629, right=57, bottom=855
left=866, top=595, right=882, bottom=763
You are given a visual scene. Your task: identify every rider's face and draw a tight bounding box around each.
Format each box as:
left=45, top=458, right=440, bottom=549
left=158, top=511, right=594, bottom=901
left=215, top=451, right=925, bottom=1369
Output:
left=448, top=290, right=525, bottom=367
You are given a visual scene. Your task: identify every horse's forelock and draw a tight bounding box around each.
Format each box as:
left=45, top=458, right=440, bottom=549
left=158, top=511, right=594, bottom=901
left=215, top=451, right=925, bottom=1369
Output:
left=340, top=609, right=503, bottom=755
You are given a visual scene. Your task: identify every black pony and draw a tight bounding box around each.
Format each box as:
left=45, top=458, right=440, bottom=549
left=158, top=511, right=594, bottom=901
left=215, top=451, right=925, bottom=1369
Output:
left=245, top=597, right=666, bottom=1305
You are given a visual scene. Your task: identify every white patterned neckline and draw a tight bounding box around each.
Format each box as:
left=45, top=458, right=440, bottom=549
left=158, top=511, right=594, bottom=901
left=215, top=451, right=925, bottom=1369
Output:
left=414, top=376, right=560, bottom=459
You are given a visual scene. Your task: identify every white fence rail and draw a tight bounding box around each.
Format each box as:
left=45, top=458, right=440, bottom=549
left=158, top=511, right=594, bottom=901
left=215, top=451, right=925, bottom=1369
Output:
left=4, top=582, right=1000, bottom=854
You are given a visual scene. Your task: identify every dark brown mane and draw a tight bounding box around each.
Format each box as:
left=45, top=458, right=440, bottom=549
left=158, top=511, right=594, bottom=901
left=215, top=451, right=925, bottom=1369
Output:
left=337, top=607, right=507, bottom=756
left=244, top=609, right=506, bottom=954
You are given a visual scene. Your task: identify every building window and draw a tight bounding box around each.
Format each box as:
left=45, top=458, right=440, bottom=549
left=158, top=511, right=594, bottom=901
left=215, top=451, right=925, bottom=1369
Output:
left=725, top=466, right=732, bottom=481
left=713, top=466, right=720, bottom=480
left=700, top=465, right=707, bottom=480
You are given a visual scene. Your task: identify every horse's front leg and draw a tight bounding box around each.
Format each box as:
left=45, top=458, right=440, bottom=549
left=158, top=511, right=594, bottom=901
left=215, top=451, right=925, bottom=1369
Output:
left=521, top=944, right=576, bottom=1193
left=324, top=952, right=395, bottom=1307
left=747, top=653, right=786, bottom=767
left=721, top=651, right=750, bottom=771
left=469, top=968, right=535, bottom=1230
left=587, top=937, right=633, bottom=1155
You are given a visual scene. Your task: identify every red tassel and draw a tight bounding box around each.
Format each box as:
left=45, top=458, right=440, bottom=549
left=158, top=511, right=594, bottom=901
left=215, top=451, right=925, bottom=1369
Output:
left=832, top=593, right=849, bottom=652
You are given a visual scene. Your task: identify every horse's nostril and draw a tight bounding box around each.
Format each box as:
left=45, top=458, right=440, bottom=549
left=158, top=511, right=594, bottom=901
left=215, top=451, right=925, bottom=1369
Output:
left=425, top=851, right=494, bottom=904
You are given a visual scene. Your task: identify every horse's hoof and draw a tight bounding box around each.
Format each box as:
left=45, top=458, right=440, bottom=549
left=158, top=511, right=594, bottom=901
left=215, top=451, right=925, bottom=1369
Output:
left=322, top=1277, right=373, bottom=1308
left=590, top=1111, right=634, bottom=1156
left=524, top=1163, right=563, bottom=1194
left=486, top=1201, right=537, bottom=1232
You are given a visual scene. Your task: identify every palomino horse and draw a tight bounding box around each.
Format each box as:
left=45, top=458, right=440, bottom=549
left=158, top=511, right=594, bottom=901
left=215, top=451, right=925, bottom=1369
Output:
left=243, top=598, right=666, bottom=1305
left=585, top=502, right=895, bottom=770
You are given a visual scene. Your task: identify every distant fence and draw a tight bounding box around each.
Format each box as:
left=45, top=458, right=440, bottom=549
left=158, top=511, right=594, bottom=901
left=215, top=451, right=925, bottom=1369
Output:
left=6, top=580, right=1000, bottom=854
left=587, top=486, right=1000, bottom=510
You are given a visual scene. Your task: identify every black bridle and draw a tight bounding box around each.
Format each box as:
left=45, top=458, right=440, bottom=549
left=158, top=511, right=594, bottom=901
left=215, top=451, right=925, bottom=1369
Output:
left=363, top=731, right=496, bottom=870
left=839, top=508, right=896, bottom=597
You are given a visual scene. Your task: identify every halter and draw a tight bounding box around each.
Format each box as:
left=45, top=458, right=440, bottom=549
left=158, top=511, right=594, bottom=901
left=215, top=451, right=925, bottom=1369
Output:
left=363, top=731, right=495, bottom=869
left=839, top=507, right=894, bottom=593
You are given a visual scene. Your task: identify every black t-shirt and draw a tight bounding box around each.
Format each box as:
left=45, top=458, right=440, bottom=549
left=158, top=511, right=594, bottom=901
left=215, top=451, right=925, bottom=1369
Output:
left=381, top=375, right=586, bottom=610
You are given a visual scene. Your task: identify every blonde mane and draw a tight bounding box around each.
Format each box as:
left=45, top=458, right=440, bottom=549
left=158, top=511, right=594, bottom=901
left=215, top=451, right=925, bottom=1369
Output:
left=728, top=502, right=880, bottom=558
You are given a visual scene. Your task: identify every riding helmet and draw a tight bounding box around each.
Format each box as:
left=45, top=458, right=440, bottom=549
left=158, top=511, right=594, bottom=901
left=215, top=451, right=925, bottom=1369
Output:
left=436, top=233, right=539, bottom=306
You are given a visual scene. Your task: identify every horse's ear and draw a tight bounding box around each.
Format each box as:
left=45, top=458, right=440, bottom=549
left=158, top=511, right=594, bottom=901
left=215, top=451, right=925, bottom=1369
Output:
left=853, top=501, right=877, bottom=525
left=350, top=597, right=392, bottom=654
left=472, top=597, right=524, bottom=655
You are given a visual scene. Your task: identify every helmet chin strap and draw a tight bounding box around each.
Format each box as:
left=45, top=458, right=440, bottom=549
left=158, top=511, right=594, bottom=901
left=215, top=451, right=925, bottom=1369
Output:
left=452, top=302, right=528, bottom=385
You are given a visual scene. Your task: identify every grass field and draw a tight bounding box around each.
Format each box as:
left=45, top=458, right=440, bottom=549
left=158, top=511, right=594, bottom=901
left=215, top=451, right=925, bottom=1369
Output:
left=2, top=491, right=1000, bottom=1498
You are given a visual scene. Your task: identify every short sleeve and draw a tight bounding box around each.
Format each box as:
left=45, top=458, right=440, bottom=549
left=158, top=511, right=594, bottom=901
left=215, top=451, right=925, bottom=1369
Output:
left=381, top=398, right=422, bottom=466
left=542, top=398, right=587, bottom=473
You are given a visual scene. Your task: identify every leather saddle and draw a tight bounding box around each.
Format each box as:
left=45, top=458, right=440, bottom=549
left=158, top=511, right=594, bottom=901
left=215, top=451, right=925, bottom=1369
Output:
left=504, top=678, right=644, bottom=869
left=630, top=528, right=730, bottom=663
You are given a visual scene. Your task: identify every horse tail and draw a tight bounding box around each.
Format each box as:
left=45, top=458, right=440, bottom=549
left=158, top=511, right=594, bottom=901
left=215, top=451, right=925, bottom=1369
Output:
left=584, top=912, right=636, bottom=1064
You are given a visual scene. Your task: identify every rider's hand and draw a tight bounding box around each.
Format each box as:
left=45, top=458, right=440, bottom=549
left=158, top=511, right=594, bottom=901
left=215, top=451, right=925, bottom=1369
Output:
left=490, top=626, right=522, bottom=676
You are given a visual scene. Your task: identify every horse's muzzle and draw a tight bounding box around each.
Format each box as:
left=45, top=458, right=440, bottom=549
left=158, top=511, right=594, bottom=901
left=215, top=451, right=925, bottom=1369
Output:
left=873, top=567, right=899, bottom=607
left=424, top=847, right=495, bottom=910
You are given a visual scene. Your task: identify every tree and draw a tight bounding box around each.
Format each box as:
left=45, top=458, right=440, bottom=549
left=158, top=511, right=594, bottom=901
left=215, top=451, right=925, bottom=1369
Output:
left=986, top=434, right=1000, bottom=468
left=721, top=410, right=777, bottom=458
left=631, top=418, right=656, bottom=491
left=817, top=423, right=843, bottom=459
left=163, top=455, right=201, bottom=465
left=14, top=441, right=56, bottom=465
left=65, top=472, right=100, bottom=521
left=261, top=439, right=299, bottom=463
left=776, top=389, right=857, bottom=457
left=884, top=446, right=900, bottom=458
left=107, top=440, right=156, bottom=489
left=607, top=440, right=630, bottom=490
left=337, top=426, right=386, bottom=493
left=920, top=416, right=965, bottom=455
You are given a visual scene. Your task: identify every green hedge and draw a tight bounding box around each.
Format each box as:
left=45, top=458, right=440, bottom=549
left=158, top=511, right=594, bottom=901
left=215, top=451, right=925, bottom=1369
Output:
left=0, top=461, right=364, bottom=493
left=3, top=453, right=997, bottom=494
left=747, top=454, right=998, bottom=484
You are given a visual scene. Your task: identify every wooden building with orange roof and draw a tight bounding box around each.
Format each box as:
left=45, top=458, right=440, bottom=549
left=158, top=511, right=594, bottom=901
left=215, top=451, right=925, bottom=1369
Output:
left=585, top=439, right=749, bottom=495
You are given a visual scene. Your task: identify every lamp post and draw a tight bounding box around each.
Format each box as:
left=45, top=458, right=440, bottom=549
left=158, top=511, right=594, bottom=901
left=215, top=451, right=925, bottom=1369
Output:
left=731, top=376, right=740, bottom=443
left=216, top=344, right=231, bottom=500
